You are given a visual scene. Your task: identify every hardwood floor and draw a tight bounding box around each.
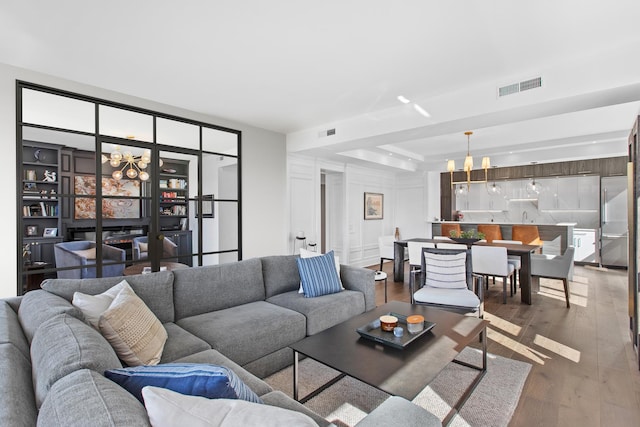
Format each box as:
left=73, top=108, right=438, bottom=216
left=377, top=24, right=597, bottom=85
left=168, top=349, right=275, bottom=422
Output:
left=370, top=262, right=640, bottom=426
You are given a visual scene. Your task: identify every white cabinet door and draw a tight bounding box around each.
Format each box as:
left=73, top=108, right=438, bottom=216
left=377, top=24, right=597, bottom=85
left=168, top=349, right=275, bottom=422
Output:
left=556, top=177, right=579, bottom=210
left=577, top=176, right=599, bottom=211
left=573, top=228, right=597, bottom=262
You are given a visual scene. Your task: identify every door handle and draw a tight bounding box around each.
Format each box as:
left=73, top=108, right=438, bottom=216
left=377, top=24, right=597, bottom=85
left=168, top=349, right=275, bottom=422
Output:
left=157, top=234, right=165, bottom=241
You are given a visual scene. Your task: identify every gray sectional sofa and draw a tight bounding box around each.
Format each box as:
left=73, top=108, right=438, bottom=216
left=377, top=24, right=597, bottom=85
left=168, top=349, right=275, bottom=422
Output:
left=0, top=254, right=441, bottom=427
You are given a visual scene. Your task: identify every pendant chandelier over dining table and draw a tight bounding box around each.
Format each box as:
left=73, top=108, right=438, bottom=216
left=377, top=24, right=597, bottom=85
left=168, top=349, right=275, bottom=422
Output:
left=447, top=131, right=491, bottom=189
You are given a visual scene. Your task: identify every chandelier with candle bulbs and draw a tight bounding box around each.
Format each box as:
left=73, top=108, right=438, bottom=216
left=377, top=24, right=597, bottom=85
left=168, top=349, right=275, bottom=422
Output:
left=101, top=145, right=163, bottom=182
left=447, top=131, right=490, bottom=189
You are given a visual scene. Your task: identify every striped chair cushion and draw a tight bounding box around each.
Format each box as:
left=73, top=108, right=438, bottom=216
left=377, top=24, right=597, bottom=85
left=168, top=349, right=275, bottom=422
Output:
left=424, top=252, right=468, bottom=289
left=296, top=250, right=343, bottom=298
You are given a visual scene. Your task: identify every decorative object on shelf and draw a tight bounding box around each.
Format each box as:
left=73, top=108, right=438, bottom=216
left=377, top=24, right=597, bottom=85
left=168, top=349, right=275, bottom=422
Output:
left=43, top=227, right=57, bottom=237
left=101, top=145, right=162, bottom=181
left=22, top=243, right=31, bottom=264
left=364, top=192, right=383, bottom=220
left=43, top=170, right=56, bottom=182
left=26, top=225, right=38, bottom=237
left=394, top=227, right=400, bottom=240
left=25, top=169, right=37, bottom=181
left=447, top=131, right=490, bottom=190
left=33, top=149, right=50, bottom=162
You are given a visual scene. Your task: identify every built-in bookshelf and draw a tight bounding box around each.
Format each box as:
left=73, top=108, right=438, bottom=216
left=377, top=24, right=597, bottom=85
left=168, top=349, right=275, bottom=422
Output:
left=159, top=158, right=189, bottom=231
left=21, top=142, right=61, bottom=242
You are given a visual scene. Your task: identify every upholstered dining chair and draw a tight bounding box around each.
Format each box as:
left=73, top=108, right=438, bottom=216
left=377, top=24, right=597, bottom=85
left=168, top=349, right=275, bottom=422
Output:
left=54, top=241, right=126, bottom=279
left=407, top=241, right=436, bottom=290
left=378, top=235, right=398, bottom=271
left=471, top=245, right=515, bottom=304
left=531, top=246, right=575, bottom=308
left=477, top=224, right=502, bottom=243
left=411, top=247, right=483, bottom=318
left=493, top=239, right=523, bottom=293
left=440, top=223, right=461, bottom=238
left=512, top=224, right=543, bottom=246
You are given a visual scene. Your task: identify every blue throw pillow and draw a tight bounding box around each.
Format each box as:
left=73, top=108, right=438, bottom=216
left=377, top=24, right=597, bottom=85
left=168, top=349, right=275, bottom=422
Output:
left=104, top=363, right=262, bottom=404
left=296, top=250, right=343, bottom=298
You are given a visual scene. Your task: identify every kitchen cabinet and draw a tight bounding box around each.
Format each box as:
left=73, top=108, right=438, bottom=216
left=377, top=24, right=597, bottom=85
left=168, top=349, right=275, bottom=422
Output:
left=573, top=228, right=597, bottom=263
left=538, top=176, right=598, bottom=211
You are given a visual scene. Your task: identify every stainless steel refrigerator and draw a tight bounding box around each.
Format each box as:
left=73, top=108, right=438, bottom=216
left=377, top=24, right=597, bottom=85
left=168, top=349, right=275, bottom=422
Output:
left=601, top=176, right=628, bottom=267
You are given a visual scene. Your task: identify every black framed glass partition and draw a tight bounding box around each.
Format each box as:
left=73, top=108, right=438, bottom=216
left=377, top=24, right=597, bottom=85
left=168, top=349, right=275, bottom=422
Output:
left=17, top=81, right=241, bottom=295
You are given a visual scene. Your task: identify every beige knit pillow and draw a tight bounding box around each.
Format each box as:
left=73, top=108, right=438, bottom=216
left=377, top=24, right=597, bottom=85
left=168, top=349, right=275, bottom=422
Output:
left=98, top=284, right=167, bottom=366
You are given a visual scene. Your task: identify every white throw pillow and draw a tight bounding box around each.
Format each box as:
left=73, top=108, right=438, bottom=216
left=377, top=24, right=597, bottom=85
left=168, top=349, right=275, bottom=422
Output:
left=99, top=284, right=167, bottom=366
left=141, top=386, right=319, bottom=427
left=72, top=280, right=129, bottom=328
left=298, top=248, right=342, bottom=294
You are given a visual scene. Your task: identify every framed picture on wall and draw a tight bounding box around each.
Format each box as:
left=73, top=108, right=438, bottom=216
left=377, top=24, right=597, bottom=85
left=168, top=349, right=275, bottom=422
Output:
left=364, top=192, right=383, bottom=220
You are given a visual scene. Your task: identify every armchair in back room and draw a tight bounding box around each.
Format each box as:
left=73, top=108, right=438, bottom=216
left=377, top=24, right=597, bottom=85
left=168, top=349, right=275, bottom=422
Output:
left=54, top=241, right=126, bottom=279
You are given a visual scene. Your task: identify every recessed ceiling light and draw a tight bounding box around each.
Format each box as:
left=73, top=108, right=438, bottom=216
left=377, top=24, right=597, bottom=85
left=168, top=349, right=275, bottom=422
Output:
left=413, top=104, right=431, bottom=118
left=397, top=95, right=410, bottom=104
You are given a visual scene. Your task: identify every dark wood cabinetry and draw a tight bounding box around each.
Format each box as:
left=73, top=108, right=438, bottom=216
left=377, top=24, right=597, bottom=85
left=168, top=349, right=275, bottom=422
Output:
left=440, top=156, right=627, bottom=220
left=164, top=230, right=193, bottom=266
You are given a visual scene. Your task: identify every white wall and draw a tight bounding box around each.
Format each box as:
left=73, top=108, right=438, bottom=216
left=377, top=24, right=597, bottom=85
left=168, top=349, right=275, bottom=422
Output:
left=288, top=154, right=441, bottom=268
left=0, top=62, right=287, bottom=298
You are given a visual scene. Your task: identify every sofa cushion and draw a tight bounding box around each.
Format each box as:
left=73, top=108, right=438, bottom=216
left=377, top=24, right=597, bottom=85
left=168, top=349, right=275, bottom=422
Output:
left=267, top=290, right=365, bottom=335
left=0, top=343, right=37, bottom=427
left=297, top=251, right=343, bottom=298
left=160, top=323, right=211, bottom=363
left=261, top=255, right=302, bottom=298
left=18, top=290, right=84, bottom=343
left=141, top=386, right=318, bottom=427
left=174, top=349, right=273, bottom=397
left=177, top=301, right=306, bottom=366
left=173, top=258, right=265, bottom=319
left=31, top=314, right=122, bottom=408
left=37, top=369, right=150, bottom=427
left=98, top=284, right=167, bottom=366
left=105, top=363, right=262, bottom=404
left=41, top=271, right=175, bottom=323
left=261, top=390, right=332, bottom=427
left=72, top=279, right=129, bottom=328
left=0, top=300, right=30, bottom=359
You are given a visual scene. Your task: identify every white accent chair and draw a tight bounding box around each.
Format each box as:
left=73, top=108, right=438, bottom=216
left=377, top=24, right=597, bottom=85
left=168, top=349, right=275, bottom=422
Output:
left=531, top=246, right=575, bottom=308
left=471, top=245, right=515, bottom=304
left=493, top=239, right=523, bottom=293
left=411, top=247, right=483, bottom=318
left=378, top=235, right=400, bottom=271
left=407, top=241, right=436, bottom=290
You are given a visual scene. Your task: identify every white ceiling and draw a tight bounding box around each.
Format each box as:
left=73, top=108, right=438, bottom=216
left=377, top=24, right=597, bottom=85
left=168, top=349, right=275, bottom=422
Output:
left=2, top=1, right=640, bottom=172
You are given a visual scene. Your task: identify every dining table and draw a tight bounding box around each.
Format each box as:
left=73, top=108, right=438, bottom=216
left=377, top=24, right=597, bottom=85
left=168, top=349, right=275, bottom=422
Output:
left=393, top=238, right=540, bottom=305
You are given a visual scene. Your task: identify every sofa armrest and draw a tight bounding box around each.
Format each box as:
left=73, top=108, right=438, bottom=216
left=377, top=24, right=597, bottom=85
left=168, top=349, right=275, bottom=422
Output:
left=340, top=264, right=375, bottom=311
left=354, top=396, right=442, bottom=427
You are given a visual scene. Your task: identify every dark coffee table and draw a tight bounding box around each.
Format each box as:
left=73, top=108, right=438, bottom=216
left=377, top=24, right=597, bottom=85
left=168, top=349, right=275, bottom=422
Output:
left=290, top=301, right=489, bottom=425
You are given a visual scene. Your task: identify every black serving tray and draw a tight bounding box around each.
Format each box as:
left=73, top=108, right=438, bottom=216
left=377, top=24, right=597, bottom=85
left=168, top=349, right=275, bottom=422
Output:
left=356, top=312, right=436, bottom=350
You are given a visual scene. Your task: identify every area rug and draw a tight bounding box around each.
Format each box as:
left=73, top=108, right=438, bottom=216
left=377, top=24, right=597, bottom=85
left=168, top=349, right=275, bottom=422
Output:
left=264, top=347, right=531, bottom=426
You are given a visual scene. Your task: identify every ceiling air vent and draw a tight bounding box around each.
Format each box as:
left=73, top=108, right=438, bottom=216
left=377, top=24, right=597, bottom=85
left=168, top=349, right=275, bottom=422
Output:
left=498, top=76, right=542, bottom=97
left=318, top=128, right=336, bottom=138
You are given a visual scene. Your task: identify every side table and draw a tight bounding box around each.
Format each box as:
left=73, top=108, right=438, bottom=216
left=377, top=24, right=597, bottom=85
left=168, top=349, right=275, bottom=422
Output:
left=375, top=271, right=388, bottom=303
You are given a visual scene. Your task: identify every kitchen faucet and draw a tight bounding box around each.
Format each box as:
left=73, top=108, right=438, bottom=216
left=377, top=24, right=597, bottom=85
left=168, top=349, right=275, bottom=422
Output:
left=522, top=211, right=528, bottom=223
